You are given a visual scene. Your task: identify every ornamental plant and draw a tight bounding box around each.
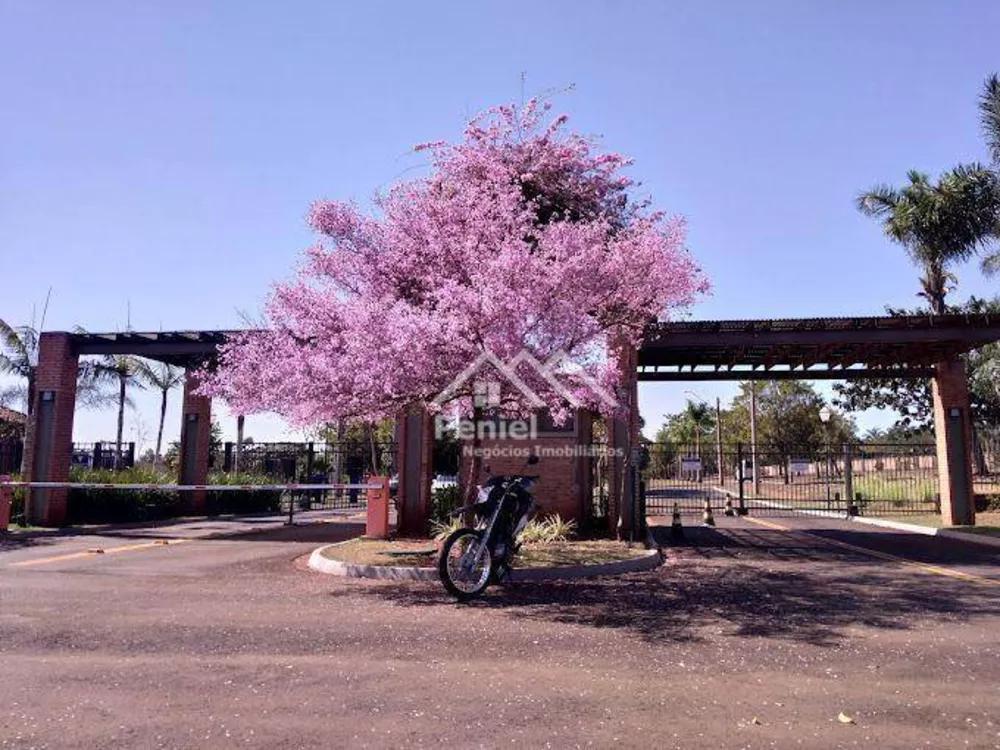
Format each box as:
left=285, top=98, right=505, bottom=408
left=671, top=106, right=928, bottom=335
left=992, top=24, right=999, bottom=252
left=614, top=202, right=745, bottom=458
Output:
left=205, top=100, right=707, bottom=492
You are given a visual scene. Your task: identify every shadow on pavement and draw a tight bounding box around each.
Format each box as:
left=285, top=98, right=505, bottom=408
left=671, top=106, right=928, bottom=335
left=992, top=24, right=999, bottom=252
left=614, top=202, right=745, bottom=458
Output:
left=344, top=524, right=1000, bottom=647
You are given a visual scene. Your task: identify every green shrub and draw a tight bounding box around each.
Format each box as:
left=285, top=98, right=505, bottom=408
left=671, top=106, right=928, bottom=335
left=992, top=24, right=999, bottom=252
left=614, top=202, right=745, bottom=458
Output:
left=520, top=514, right=577, bottom=544
left=542, top=514, right=577, bottom=541
left=5, top=472, right=26, bottom=526
left=66, top=466, right=179, bottom=524
left=429, top=484, right=462, bottom=529
left=62, top=467, right=283, bottom=524
left=204, top=472, right=283, bottom=516
left=430, top=516, right=464, bottom=540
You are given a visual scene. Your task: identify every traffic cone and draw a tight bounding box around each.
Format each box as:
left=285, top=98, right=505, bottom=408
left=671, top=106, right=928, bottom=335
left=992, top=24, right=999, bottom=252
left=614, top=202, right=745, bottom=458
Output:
left=724, top=497, right=735, bottom=517
left=670, top=503, right=685, bottom=542
left=702, top=497, right=716, bottom=526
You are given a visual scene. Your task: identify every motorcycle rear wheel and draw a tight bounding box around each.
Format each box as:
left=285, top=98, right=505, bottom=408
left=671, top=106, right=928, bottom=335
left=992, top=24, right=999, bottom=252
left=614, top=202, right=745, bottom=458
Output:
left=439, top=528, right=493, bottom=601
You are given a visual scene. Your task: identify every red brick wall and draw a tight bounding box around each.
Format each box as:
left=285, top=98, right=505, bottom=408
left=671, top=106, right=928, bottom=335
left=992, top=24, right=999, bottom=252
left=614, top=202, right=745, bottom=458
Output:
left=179, top=370, right=212, bottom=512
left=27, top=332, right=79, bottom=525
left=932, top=358, right=975, bottom=526
left=458, top=410, right=594, bottom=523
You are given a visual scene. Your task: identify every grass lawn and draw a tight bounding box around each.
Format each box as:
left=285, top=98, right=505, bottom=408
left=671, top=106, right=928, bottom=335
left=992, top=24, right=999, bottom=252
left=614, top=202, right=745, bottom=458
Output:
left=320, top=538, right=648, bottom=569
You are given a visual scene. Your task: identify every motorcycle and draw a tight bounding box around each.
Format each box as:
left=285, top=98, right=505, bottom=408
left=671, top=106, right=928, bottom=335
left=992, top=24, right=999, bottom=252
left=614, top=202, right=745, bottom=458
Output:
left=437, top=455, right=540, bottom=600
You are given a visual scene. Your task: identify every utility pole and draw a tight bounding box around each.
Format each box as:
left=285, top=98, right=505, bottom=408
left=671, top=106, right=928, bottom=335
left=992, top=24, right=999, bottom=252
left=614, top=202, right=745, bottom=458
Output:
left=716, top=396, right=723, bottom=485
left=750, top=382, right=760, bottom=495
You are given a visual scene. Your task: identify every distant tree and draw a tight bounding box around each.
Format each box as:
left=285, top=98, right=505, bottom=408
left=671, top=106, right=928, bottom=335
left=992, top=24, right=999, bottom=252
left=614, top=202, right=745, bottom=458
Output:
left=142, top=362, right=184, bottom=468
left=723, top=382, right=855, bottom=478
left=683, top=400, right=714, bottom=459
left=653, top=382, right=854, bottom=480
left=91, top=354, right=151, bottom=469
left=857, top=166, right=1000, bottom=314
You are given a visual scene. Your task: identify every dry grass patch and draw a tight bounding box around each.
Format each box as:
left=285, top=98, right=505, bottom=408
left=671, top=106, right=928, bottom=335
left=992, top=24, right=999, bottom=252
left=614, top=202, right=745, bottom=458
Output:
left=320, top=538, right=648, bottom=569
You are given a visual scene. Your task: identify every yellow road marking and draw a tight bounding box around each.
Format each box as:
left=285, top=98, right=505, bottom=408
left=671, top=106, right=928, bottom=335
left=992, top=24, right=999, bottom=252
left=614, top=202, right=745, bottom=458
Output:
left=742, top=517, right=789, bottom=532
left=10, top=539, right=191, bottom=568
left=742, top=516, right=999, bottom=586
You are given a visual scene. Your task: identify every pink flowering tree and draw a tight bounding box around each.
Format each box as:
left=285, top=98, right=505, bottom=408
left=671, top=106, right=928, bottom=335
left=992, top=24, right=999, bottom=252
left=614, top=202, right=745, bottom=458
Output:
left=205, top=100, right=707, bottom=496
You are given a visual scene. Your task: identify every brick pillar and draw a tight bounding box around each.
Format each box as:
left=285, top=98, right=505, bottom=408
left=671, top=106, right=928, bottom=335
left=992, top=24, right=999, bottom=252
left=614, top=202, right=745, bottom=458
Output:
left=26, top=332, right=79, bottom=526
left=396, top=405, right=433, bottom=536
left=610, top=344, right=640, bottom=538
left=932, top=359, right=975, bottom=526
left=179, top=370, right=211, bottom=513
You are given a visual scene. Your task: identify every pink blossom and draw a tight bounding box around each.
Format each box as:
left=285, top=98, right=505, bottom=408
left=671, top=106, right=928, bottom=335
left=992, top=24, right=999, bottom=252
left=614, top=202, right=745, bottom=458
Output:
left=203, top=100, right=708, bottom=424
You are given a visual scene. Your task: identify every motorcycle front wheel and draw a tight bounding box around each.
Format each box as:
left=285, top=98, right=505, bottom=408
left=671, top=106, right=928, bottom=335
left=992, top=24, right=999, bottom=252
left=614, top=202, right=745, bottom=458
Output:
left=438, top=528, right=493, bottom=601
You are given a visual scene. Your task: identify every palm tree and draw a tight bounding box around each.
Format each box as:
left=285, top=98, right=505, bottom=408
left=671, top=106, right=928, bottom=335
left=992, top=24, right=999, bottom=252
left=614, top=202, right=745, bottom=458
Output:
left=92, top=354, right=151, bottom=469
left=142, top=362, right=184, bottom=467
left=979, top=73, right=1000, bottom=167
left=1, top=319, right=121, bottom=474
left=684, top=399, right=714, bottom=453
left=977, top=74, right=1000, bottom=276
left=0, top=320, right=39, bottom=476
left=857, top=166, right=1000, bottom=314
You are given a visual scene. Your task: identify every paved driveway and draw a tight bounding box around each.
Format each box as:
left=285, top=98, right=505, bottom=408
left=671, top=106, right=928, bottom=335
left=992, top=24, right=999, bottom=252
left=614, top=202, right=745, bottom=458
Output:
left=1, top=515, right=999, bottom=748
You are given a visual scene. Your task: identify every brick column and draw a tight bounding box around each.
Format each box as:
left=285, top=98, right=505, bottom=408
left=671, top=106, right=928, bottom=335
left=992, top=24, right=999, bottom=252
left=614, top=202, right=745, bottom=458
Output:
left=396, top=404, right=433, bottom=536
left=26, top=332, right=79, bottom=526
left=178, top=370, right=211, bottom=513
left=932, top=358, right=975, bottom=526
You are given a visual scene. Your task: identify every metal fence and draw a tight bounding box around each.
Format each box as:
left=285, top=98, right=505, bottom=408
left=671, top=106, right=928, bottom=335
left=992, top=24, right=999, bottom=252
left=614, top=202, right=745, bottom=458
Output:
left=0, top=439, right=22, bottom=474
left=216, top=440, right=398, bottom=518
left=642, top=441, right=941, bottom=519
left=71, top=442, right=136, bottom=470
left=588, top=442, right=611, bottom=526
left=221, top=441, right=396, bottom=480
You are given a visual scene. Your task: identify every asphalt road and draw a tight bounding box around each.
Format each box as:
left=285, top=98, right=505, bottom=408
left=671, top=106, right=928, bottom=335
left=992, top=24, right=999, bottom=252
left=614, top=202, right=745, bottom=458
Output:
left=1, top=514, right=999, bottom=749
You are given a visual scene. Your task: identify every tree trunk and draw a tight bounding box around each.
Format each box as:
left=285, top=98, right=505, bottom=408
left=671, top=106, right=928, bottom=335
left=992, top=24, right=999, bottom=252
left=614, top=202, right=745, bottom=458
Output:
left=18, top=372, right=36, bottom=477
left=930, top=288, right=947, bottom=316
left=235, top=414, right=245, bottom=473
left=115, top=376, right=126, bottom=470
left=332, top=418, right=344, bottom=484
left=154, top=388, right=168, bottom=469
left=972, top=428, right=988, bottom=476
left=367, top=421, right=378, bottom=475
left=463, top=406, right=484, bottom=505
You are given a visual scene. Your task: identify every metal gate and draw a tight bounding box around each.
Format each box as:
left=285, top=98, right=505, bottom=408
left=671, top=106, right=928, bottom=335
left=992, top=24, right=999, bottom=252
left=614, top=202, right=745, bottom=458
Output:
left=643, top=442, right=940, bottom=519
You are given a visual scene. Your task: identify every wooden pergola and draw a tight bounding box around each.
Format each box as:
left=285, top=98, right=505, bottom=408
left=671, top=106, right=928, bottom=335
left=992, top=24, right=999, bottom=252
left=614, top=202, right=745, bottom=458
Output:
left=638, top=314, right=1000, bottom=380
left=23, top=314, right=1000, bottom=530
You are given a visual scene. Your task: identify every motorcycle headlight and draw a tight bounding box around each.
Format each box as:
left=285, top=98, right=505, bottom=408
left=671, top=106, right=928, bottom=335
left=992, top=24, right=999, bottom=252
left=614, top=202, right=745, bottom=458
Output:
left=476, top=486, right=491, bottom=503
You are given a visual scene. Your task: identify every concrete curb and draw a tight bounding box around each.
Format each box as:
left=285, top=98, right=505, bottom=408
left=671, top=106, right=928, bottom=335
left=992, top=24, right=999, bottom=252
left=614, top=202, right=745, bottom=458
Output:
left=307, top=542, right=663, bottom=582
left=705, top=487, right=1000, bottom=550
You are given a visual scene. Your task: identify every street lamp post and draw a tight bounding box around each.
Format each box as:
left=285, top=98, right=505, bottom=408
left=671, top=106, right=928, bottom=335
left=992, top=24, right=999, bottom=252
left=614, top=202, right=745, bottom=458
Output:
left=819, top=406, right=832, bottom=510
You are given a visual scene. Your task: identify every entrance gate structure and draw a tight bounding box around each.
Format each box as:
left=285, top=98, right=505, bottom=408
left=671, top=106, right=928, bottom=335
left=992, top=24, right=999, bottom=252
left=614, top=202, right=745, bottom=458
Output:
left=20, top=313, right=1000, bottom=534
left=623, top=314, right=1000, bottom=531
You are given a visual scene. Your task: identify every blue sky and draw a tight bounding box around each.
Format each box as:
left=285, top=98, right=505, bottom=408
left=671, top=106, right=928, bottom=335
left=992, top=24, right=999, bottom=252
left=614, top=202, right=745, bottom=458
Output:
left=2, top=0, right=999, bottom=447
